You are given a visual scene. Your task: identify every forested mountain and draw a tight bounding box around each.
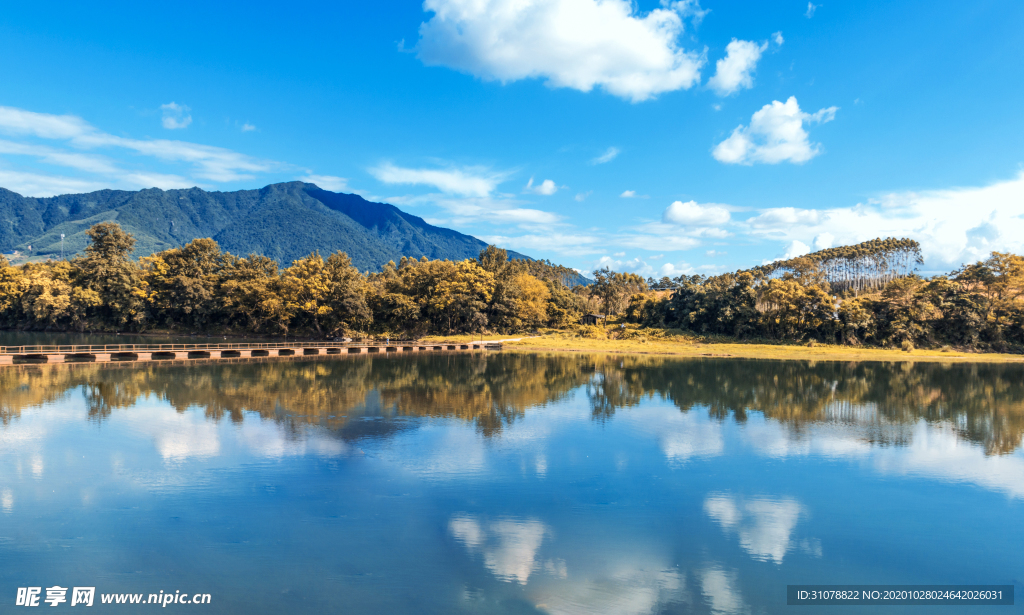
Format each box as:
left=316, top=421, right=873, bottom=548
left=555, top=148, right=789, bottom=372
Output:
left=0, top=181, right=532, bottom=272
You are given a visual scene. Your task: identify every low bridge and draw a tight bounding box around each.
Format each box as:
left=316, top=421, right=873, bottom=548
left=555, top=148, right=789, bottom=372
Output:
left=0, top=341, right=502, bottom=366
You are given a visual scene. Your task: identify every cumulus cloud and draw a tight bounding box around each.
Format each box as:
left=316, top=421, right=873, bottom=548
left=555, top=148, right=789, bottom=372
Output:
left=707, top=39, right=768, bottom=96
left=525, top=177, right=558, bottom=195
left=745, top=172, right=1024, bottom=270
left=806, top=2, right=818, bottom=18
left=812, top=232, right=834, bottom=250
left=781, top=239, right=811, bottom=259
left=592, top=146, right=620, bottom=164
left=662, top=200, right=731, bottom=226
left=590, top=253, right=696, bottom=277
left=713, top=96, right=838, bottom=165
left=772, top=31, right=784, bottom=46
left=160, top=102, right=192, bottom=130
left=417, top=0, right=707, bottom=102
left=241, top=123, right=257, bottom=132
left=370, top=162, right=505, bottom=197
left=620, top=190, right=637, bottom=198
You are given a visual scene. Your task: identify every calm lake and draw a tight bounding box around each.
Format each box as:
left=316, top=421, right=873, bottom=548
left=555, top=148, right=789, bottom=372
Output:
left=1, top=352, right=1022, bottom=614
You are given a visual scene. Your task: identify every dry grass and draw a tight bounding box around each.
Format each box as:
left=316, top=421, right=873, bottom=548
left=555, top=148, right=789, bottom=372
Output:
left=422, top=329, right=1024, bottom=363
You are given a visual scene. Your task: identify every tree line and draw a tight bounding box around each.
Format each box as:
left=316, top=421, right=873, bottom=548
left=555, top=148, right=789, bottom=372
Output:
left=628, top=239, right=1024, bottom=352
left=1, top=223, right=1022, bottom=351
left=0, top=222, right=601, bottom=338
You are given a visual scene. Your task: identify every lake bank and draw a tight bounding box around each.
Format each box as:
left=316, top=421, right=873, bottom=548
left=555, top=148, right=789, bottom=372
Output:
left=423, top=333, right=1024, bottom=363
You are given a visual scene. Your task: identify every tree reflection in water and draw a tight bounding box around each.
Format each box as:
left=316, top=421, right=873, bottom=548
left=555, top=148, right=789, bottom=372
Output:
left=2, top=353, right=1023, bottom=455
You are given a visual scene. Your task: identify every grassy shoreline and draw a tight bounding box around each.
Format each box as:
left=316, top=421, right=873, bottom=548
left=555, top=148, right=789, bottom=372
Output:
left=422, top=333, right=1024, bottom=363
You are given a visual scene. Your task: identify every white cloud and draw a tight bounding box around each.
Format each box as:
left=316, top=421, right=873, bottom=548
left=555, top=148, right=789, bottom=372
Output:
left=663, top=200, right=731, bottom=226
left=592, top=146, right=620, bottom=164
left=301, top=174, right=349, bottom=192
left=81, top=135, right=269, bottom=182
left=746, top=206, right=822, bottom=228
left=616, top=216, right=729, bottom=253
left=659, top=262, right=693, bottom=276
left=707, top=39, right=768, bottom=96
left=620, top=190, right=637, bottom=198
left=429, top=195, right=563, bottom=225
left=380, top=164, right=564, bottom=230
left=772, top=31, right=784, bottom=46
left=418, top=0, right=706, bottom=102
left=160, top=102, right=192, bottom=130
left=369, top=162, right=504, bottom=197
left=618, top=232, right=702, bottom=252
left=812, top=232, right=834, bottom=250
left=525, top=177, right=558, bottom=195
left=0, top=139, right=120, bottom=174
left=0, top=105, right=275, bottom=192
left=594, top=254, right=651, bottom=275
left=0, top=106, right=93, bottom=139
left=0, top=169, right=108, bottom=197
left=745, top=172, right=1024, bottom=269
left=806, top=2, right=817, bottom=18
left=574, top=191, right=591, bottom=202
left=590, top=253, right=695, bottom=277
left=241, top=123, right=257, bottom=132
left=483, top=232, right=602, bottom=254
left=713, top=96, right=838, bottom=165
left=781, top=239, right=811, bottom=259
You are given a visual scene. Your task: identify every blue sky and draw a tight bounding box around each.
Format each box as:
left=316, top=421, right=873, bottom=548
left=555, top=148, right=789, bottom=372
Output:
left=1, top=0, right=1023, bottom=276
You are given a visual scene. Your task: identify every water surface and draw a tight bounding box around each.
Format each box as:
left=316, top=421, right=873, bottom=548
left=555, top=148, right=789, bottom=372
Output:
left=1, top=353, right=1022, bottom=613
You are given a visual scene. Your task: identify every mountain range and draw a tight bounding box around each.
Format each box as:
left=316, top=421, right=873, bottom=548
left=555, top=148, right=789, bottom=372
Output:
left=0, top=181, right=532, bottom=272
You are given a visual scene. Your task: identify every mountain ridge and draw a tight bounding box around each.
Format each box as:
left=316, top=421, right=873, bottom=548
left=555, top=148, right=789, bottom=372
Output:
left=0, top=181, right=533, bottom=272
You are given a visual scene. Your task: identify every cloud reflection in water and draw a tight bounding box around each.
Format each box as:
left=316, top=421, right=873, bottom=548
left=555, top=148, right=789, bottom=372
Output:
left=704, top=494, right=808, bottom=564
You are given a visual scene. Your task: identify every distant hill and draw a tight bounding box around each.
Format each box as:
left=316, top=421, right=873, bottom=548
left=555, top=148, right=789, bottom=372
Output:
left=0, top=181, right=546, bottom=273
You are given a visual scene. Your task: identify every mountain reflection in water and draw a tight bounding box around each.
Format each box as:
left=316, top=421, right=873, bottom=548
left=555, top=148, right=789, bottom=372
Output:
left=3, top=353, right=1023, bottom=455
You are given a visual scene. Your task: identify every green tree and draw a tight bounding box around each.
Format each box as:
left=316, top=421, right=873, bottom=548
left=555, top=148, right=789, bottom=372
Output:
left=77, top=222, right=146, bottom=328
left=589, top=267, right=647, bottom=319
left=18, top=262, right=100, bottom=330
left=219, top=254, right=290, bottom=333
left=143, top=238, right=227, bottom=329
